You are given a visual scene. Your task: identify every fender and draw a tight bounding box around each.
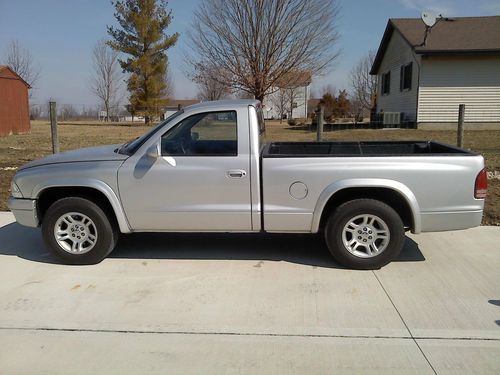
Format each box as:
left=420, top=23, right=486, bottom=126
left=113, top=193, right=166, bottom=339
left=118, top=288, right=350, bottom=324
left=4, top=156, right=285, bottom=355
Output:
left=33, top=178, right=132, bottom=234
left=311, top=178, right=421, bottom=234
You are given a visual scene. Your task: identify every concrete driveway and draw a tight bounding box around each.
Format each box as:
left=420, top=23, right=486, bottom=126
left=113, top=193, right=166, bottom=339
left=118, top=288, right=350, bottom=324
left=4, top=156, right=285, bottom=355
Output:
left=0, top=211, right=498, bottom=374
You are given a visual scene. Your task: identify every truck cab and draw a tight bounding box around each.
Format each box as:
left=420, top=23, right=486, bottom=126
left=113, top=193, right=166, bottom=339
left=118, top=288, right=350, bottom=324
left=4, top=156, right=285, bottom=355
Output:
left=116, top=100, right=265, bottom=232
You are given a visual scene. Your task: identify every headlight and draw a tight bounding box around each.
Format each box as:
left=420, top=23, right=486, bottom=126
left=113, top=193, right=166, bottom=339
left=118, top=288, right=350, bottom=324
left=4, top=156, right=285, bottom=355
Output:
left=10, top=181, right=23, bottom=198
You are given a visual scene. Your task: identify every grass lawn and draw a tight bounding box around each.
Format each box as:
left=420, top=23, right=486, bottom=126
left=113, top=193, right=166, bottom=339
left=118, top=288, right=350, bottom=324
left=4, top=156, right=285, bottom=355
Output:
left=1, top=120, right=499, bottom=225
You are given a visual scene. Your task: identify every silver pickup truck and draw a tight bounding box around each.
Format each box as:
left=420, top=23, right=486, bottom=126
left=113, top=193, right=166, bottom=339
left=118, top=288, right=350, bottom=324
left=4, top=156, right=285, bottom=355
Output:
left=8, top=100, right=487, bottom=269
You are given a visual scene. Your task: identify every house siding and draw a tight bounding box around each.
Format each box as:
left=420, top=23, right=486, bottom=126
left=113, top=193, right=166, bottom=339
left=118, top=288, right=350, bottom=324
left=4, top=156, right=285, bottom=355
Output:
left=263, top=85, right=310, bottom=120
left=417, top=56, right=500, bottom=123
left=376, top=30, right=420, bottom=122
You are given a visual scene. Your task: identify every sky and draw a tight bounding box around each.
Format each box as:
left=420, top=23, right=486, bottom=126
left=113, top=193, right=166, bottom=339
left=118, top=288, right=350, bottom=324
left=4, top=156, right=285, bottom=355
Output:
left=1, top=0, right=499, bottom=108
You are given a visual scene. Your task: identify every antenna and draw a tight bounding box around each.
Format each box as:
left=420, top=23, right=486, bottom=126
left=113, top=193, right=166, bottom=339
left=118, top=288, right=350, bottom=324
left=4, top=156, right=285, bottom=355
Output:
left=421, top=11, right=437, bottom=27
left=419, top=11, right=443, bottom=46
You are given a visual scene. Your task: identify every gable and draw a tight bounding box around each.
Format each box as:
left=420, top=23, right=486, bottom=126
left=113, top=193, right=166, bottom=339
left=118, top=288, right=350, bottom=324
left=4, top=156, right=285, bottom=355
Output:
left=371, top=23, right=415, bottom=75
left=375, top=30, right=415, bottom=75
left=0, top=66, right=30, bottom=88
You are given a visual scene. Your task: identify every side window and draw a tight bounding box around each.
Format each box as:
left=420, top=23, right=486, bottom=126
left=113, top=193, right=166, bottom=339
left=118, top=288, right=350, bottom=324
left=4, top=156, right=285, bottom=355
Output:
left=381, top=71, right=391, bottom=95
left=400, top=63, right=413, bottom=91
left=161, top=111, right=237, bottom=156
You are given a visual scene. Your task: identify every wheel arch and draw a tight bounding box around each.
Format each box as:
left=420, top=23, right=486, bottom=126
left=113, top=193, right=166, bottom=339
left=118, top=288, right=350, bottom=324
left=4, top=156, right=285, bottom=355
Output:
left=312, top=179, right=421, bottom=234
left=34, top=180, right=131, bottom=233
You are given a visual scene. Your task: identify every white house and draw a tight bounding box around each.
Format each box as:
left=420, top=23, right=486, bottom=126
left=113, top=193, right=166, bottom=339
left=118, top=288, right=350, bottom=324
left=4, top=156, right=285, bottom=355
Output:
left=370, top=16, right=500, bottom=128
left=263, top=71, right=311, bottom=120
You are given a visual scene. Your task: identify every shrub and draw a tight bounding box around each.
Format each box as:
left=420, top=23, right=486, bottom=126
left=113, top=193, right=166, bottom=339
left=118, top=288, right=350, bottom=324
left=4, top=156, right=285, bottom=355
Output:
left=296, top=117, right=307, bottom=125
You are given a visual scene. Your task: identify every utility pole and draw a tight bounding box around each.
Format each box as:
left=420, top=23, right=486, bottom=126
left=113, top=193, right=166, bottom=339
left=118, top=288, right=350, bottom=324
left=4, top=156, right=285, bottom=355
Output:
left=49, top=101, right=59, bottom=154
left=457, top=104, right=465, bottom=148
left=317, top=105, right=324, bottom=142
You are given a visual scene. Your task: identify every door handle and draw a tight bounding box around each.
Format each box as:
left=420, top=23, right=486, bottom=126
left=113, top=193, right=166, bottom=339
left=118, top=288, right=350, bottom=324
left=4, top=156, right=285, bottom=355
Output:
left=227, top=170, right=247, bottom=178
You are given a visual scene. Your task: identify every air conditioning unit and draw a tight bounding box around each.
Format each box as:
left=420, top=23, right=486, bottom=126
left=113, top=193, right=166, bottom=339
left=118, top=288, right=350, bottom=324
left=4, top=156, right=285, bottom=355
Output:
left=383, top=112, right=401, bottom=126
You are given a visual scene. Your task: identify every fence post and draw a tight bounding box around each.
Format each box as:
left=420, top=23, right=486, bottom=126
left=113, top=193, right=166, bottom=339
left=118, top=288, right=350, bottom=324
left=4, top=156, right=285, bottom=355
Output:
left=457, top=104, right=465, bottom=148
left=49, top=101, right=59, bottom=154
left=317, top=105, right=324, bottom=142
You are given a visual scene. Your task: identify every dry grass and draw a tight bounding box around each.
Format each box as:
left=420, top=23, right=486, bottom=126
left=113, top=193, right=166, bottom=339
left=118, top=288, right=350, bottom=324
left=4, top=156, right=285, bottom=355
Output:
left=1, top=120, right=499, bottom=225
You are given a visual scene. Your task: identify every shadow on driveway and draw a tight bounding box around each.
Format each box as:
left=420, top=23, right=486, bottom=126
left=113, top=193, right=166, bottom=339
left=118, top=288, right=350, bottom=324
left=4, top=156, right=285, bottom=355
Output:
left=0, top=222, right=425, bottom=268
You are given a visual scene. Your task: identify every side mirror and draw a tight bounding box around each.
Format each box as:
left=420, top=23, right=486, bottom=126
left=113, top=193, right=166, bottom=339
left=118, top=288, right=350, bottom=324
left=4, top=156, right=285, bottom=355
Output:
left=191, top=132, right=199, bottom=141
left=146, top=144, right=159, bottom=159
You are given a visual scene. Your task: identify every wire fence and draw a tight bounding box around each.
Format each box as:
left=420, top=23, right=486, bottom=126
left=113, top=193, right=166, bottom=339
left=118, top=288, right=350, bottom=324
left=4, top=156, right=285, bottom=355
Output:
left=29, top=102, right=172, bottom=123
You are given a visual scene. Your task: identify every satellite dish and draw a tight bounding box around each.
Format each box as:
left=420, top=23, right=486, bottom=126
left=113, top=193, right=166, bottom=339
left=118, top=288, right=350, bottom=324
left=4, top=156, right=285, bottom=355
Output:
left=421, top=11, right=437, bottom=27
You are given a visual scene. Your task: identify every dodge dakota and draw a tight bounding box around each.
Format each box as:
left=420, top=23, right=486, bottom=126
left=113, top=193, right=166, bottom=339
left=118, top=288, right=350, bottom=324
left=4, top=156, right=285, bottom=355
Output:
left=8, top=100, right=488, bottom=269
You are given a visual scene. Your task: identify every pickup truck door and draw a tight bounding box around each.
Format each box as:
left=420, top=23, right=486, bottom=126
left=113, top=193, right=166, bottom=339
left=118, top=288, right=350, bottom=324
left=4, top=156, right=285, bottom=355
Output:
left=117, top=108, right=253, bottom=231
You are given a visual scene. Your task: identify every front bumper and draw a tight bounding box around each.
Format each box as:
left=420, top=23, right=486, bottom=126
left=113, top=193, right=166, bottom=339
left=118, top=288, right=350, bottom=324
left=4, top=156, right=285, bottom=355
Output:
left=7, top=197, right=39, bottom=228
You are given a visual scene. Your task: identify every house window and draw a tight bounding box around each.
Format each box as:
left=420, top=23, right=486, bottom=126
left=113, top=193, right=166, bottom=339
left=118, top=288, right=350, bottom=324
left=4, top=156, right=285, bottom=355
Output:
left=381, top=71, right=391, bottom=95
left=400, top=63, right=412, bottom=91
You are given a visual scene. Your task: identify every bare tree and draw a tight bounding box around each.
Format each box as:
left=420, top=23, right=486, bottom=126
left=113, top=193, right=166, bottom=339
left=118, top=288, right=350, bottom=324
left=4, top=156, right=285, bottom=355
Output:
left=349, top=50, right=377, bottom=111
left=29, top=104, right=42, bottom=120
left=317, top=84, right=337, bottom=98
left=187, top=0, right=340, bottom=102
left=270, top=88, right=292, bottom=123
left=163, top=66, right=175, bottom=101
left=89, top=40, right=122, bottom=121
left=349, top=98, right=363, bottom=124
left=287, top=86, right=302, bottom=120
left=192, top=63, right=230, bottom=101
left=59, top=104, right=79, bottom=121
left=4, top=40, right=41, bottom=93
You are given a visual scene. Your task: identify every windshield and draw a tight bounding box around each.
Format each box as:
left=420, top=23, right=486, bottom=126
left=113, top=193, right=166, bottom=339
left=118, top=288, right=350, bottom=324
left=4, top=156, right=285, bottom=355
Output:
left=118, top=110, right=184, bottom=155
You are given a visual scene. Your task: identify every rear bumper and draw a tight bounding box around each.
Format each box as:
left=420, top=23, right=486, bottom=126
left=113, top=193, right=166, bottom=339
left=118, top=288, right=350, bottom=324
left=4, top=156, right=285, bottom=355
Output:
left=420, top=210, right=483, bottom=232
left=7, top=197, right=39, bottom=228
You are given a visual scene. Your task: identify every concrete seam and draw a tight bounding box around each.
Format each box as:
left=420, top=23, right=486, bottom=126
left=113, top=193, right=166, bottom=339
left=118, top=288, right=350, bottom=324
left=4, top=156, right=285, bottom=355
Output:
left=0, top=326, right=498, bottom=342
left=372, top=270, right=438, bottom=375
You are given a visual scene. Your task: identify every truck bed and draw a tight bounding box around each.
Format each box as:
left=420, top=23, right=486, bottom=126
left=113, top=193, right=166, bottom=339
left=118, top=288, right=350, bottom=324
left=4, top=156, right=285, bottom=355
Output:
left=262, top=141, right=475, bottom=157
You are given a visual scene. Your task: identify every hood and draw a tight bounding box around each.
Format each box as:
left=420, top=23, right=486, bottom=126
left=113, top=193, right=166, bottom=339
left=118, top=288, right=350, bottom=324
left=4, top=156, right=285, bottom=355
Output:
left=19, top=144, right=128, bottom=171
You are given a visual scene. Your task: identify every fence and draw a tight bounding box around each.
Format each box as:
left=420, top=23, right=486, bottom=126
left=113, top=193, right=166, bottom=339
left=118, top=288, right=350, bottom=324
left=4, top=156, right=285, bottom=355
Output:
left=28, top=102, right=168, bottom=123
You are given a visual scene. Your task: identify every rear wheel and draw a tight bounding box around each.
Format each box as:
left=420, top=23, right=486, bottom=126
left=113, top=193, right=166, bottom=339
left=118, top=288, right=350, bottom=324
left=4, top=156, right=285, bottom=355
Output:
left=324, top=199, right=405, bottom=269
left=42, top=197, right=119, bottom=265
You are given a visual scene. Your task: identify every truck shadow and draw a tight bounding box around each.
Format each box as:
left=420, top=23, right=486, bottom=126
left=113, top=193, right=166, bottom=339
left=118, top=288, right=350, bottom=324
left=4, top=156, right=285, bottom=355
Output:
left=0, top=222, right=425, bottom=268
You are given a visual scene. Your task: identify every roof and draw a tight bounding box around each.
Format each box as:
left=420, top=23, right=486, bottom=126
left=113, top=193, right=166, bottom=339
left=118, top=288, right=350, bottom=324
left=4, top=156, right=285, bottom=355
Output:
left=274, top=71, right=312, bottom=89
left=371, top=16, right=500, bottom=74
left=0, top=65, right=31, bottom=88
left=184, top=99, right=260, bottom=113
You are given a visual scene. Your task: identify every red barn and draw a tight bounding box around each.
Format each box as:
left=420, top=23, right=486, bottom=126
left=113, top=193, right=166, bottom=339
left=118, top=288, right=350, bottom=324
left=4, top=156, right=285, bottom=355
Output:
left=0, top=65, right=30, bottom=137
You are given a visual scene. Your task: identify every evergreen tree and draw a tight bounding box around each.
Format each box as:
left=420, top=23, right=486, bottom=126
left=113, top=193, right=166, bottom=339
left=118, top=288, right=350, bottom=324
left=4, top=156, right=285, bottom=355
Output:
left=319, top=89, right=352, bottom=120
left=319, top=92, right=336, bottom=121
left=335, top=90, right=351, bottom=118
left=107, top=0, right=178, bottom=123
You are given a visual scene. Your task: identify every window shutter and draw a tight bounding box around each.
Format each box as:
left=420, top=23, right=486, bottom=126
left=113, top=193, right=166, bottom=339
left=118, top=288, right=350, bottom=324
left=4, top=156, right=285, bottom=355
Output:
left=400, top=66, right=404, bottom=92
left=407, top=63, right=412, bottom=90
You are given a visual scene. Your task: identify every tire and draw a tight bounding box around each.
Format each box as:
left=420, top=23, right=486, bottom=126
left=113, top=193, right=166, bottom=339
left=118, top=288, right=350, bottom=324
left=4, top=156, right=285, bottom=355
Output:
left=324, top=199, right=405, bottom=270
left=42, top=197, right=119, bottom=265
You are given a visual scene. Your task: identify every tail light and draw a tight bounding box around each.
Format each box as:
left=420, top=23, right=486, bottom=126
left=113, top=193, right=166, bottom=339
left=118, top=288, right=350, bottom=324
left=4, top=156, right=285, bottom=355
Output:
left=474, top=168, right=488, bottom=199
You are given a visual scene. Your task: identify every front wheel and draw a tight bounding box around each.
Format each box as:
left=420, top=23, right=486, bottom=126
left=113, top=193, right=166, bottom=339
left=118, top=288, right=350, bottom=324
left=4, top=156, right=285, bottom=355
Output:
left=42, top=197, right=119, bottom=265
left=324, top=199, right=405, bottom=269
